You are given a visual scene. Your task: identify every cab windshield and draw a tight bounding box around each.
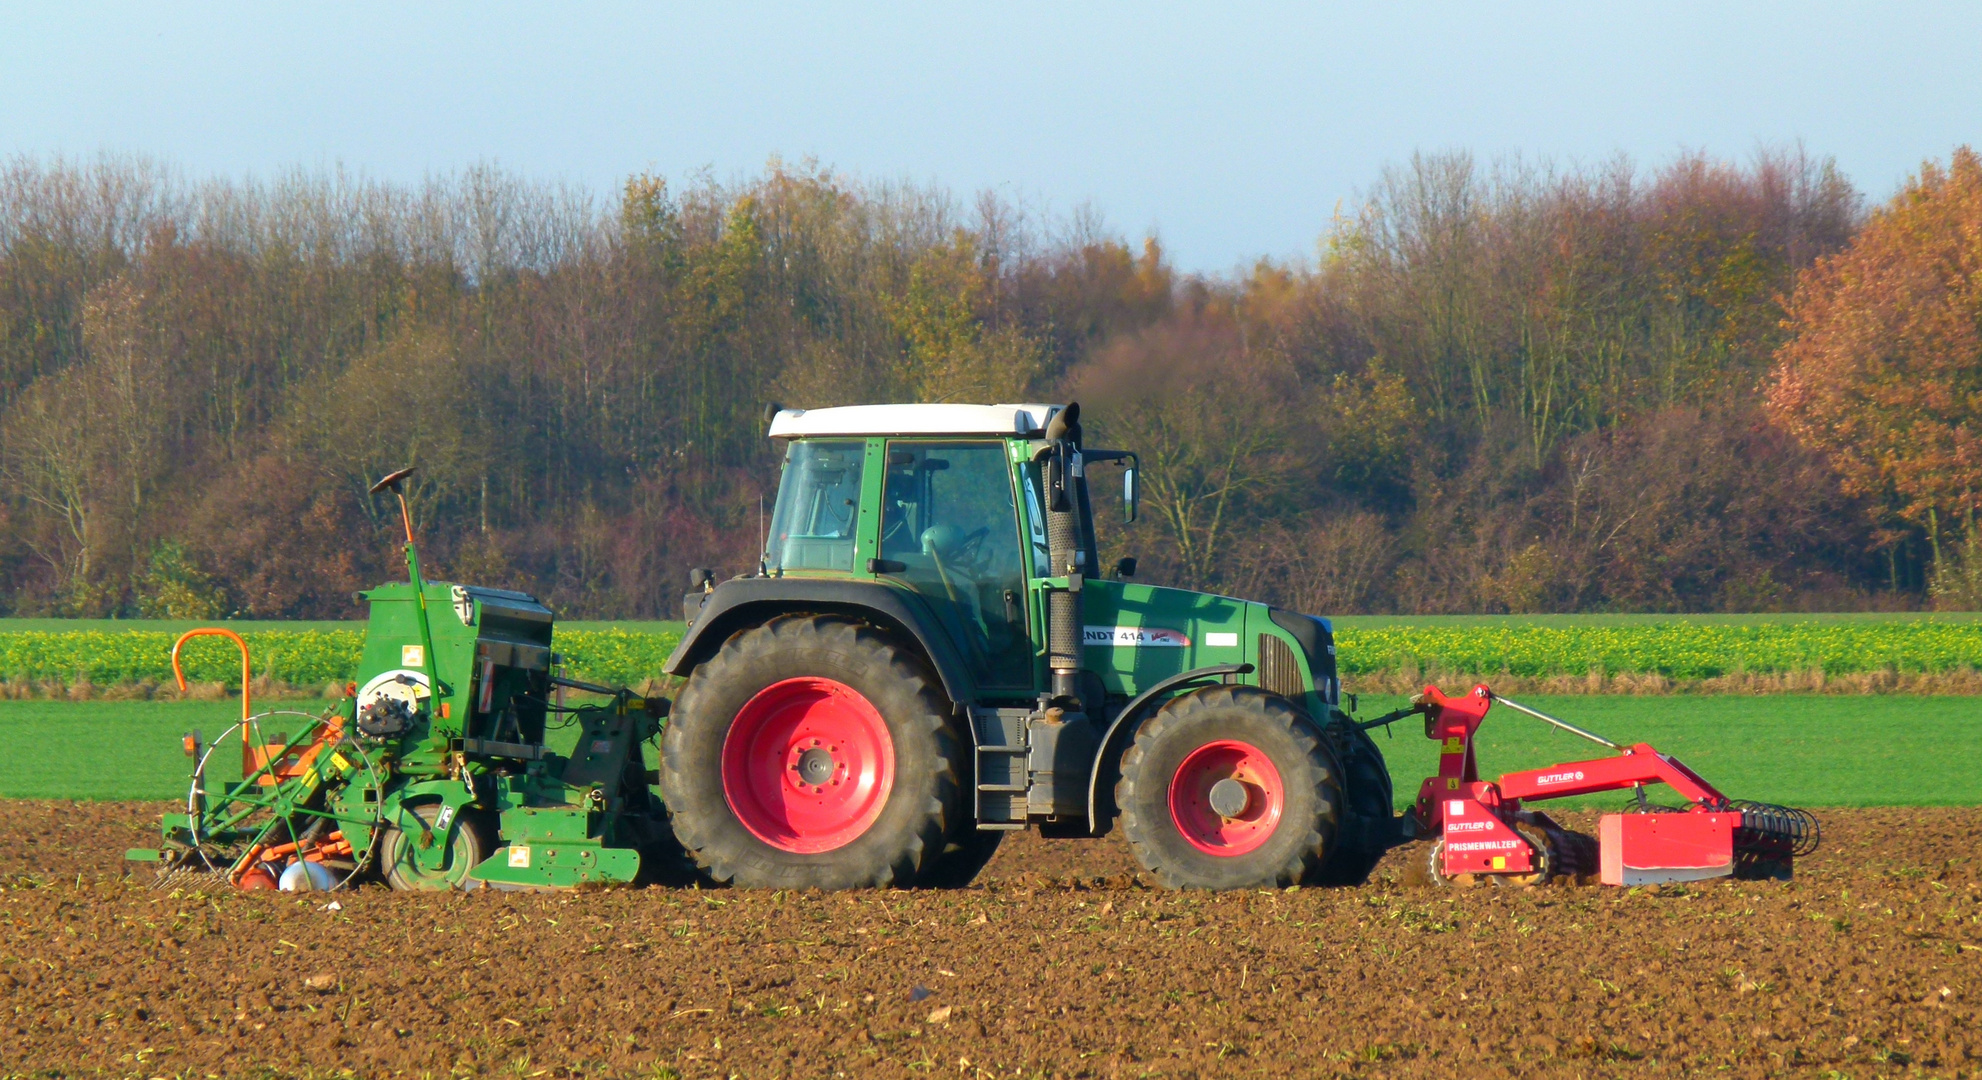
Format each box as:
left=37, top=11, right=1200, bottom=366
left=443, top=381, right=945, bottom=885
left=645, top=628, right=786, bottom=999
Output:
left=765, top=440, right=865, bottom=572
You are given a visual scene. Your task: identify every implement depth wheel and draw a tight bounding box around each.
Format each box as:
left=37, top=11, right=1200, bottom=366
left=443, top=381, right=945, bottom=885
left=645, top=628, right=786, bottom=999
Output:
left=381, top=804, right=488, bottom=891
left=661, top=615, right=961, bottom=889
left=1115, top=686, right=1342, bottom=890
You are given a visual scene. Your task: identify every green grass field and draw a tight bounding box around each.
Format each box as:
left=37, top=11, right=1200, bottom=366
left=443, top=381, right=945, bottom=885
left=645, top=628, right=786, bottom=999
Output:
left=1356, top=693, right=1981, bottom=809
left=3, top=694, right=1974, bottom=809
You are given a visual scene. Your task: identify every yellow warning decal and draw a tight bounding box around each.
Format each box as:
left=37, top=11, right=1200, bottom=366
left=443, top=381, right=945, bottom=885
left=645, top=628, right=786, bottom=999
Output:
left=330, top=753, right=351, bottom=772
left=1442, top=737, right=1464, bottom=754
left=1491, top=856, right=1506, bottom=870
left=1446, top=778, right=1460, bottom=791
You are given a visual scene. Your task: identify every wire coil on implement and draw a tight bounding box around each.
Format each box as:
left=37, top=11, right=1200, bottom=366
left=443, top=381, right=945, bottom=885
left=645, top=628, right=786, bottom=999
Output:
left=1728, top=800, right=1821, bottom=857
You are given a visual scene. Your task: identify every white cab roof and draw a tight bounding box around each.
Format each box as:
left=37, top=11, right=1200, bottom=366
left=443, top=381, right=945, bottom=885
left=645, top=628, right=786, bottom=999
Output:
left=767, top=403, right=1061, bottom=438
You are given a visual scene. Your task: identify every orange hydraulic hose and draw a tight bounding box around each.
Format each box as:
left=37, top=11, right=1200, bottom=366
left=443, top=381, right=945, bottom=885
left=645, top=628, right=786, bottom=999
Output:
left=172, top=628, right=262, bottom=785
left=171, top=628, right=253, bottom=723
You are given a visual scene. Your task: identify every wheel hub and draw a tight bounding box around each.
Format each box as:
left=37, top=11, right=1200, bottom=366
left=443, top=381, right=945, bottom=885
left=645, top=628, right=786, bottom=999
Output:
left=1167, top=739, right=1286, bottom=857
left=1208, top=777, right=1252, bottom=817
left=796, top=746, right=837, bottom=786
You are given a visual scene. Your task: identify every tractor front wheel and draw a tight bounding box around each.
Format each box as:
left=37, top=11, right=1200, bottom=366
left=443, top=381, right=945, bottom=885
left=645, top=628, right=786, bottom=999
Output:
left=661, top=615, right=962, bottom=889
left=1115, top=685, right=1342, bottom=890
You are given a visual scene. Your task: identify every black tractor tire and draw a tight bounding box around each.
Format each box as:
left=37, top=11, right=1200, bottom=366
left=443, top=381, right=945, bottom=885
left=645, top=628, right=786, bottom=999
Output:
left=381, top=803, right=491, bottom=891
left=1115, top=685, right=1342, bottom=890
left=1313, top=718, right=1395, bottom=885
left=660, top=614, right=962, bottom=889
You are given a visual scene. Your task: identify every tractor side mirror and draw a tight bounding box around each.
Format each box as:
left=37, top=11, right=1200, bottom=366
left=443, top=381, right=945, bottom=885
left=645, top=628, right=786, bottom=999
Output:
left=1122, top=466, right=1138, bottom=523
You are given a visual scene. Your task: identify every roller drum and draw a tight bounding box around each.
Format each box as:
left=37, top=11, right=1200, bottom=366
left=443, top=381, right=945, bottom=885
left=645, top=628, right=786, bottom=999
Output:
left=1729, top=800, right=1821, bottom=858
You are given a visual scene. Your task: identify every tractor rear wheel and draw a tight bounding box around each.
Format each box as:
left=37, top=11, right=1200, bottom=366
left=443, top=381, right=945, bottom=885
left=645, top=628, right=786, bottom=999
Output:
left=1115, top=685, right=1342, bottom=890
left=660, top=615, right=962, bottom=889
left=1313, top=719, right=1394, bottom=885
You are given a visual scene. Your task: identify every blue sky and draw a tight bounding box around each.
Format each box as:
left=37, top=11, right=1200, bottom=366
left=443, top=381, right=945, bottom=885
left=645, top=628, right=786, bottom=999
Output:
left=3, top=3, right=1976, bottom=273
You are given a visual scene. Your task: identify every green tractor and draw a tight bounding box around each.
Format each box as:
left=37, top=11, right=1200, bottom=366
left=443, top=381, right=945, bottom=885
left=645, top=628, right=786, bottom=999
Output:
left=660, top=401, right=1396, bottom=890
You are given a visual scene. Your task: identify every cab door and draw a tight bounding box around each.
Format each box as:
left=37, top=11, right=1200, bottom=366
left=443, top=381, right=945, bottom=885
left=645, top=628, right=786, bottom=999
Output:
left=877, top=440, right=1034, bottom=691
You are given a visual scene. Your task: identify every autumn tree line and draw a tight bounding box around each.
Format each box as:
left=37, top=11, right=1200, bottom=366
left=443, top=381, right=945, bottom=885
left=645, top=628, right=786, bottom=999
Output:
left=1, top=147, right=1978, bottom=619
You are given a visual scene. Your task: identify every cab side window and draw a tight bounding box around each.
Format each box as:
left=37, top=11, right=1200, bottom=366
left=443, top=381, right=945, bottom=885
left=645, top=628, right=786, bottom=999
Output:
left=880, top=442, right=1031, bottom=687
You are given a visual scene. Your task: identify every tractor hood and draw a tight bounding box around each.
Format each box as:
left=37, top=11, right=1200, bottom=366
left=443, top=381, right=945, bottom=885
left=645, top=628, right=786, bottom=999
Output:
left=1081, top=580, right=1333, bottom=706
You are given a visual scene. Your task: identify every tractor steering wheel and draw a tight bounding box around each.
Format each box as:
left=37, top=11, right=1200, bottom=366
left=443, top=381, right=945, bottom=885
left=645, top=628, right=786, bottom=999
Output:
left=949, top=526, right=990, bottom=568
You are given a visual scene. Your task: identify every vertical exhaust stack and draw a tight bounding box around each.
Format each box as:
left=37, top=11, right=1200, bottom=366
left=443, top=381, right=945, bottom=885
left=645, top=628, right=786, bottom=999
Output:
left=1042, top=403, right=1085, bottom=708
left=1029, top=403, right=1098, bottom=824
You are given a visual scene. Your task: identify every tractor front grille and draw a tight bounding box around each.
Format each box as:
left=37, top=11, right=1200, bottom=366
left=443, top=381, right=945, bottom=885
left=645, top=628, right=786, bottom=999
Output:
left=1258, top=634, right=1306, bottom=700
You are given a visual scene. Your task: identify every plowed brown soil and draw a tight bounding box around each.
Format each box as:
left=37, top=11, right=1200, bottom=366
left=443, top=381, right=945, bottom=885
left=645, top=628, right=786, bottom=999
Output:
left=1, top=801, right=1976, bottom=1079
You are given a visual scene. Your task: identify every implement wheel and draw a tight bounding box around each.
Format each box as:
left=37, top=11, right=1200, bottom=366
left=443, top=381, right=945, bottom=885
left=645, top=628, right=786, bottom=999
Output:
left=661, top=615, right=961, bottom=889
left=381, top=804, right=489, bottom=891
left=1115, top=686, right=1342, bottom=890
left=1400, top=838, right=1486, bottom=888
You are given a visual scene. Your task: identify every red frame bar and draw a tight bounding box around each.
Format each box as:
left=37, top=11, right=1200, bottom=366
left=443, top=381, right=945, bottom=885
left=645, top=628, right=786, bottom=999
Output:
left=1497, top=744, right=1727, bottom=806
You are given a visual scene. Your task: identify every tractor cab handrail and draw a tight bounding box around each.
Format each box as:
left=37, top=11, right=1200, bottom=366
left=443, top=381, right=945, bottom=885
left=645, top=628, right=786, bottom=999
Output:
left=170, top=628, right=252, bottom=723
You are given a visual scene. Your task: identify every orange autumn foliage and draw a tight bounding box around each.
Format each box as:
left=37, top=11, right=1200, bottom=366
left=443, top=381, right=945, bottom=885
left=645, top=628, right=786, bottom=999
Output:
left=1769, top=148, right=1982, bottom=532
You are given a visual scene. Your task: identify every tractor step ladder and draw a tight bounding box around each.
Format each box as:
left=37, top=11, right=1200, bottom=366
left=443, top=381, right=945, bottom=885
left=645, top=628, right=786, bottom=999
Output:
left=970, top=708, right=1032, bottom=830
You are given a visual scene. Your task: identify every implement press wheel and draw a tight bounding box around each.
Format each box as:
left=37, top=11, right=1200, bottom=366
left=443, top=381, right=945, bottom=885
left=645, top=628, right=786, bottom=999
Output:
left=1403, top=815, right=1594, bottom=888
left=170, top=711, right=382, bottom=891
left=381, top=803, right=490, bottom=891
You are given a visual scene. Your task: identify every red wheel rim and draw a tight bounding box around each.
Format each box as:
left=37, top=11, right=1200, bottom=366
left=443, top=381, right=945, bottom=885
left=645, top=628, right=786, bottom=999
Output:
left=721, top=677, right=895, bottom=854
left=1168, top=739, right=1284, bottom=856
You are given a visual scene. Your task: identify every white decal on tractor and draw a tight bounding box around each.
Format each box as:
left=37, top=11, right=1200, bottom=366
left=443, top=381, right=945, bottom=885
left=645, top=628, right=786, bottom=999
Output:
left=1083, top=626, right=1191, bottom=648
left=1535, top=770, right=1586, bottom=786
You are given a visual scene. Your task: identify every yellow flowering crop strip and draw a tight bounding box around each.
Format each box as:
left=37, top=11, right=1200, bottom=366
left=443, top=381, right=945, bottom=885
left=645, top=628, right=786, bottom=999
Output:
left=0, top=627, right=683, bottom=690
left=0, top=622, right=1973, bottom=689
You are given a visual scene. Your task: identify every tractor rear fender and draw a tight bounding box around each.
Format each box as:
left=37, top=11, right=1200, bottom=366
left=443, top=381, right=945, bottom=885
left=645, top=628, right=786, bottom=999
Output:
left=1084, top=663, right=1255, bottom=833
left=664, top=578, right=975, bottom=711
